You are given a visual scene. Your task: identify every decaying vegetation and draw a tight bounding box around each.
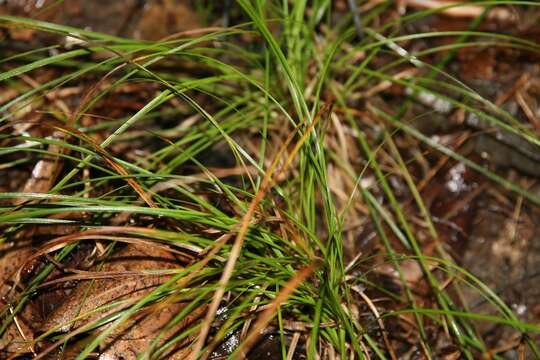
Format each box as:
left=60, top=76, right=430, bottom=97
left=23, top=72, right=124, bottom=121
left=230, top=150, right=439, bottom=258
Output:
left=1, top=1, right=540, bottom=359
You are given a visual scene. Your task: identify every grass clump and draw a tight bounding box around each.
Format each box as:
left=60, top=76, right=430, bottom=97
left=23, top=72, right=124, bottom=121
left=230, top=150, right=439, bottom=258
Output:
left=1, top=1, right=540, bottom=359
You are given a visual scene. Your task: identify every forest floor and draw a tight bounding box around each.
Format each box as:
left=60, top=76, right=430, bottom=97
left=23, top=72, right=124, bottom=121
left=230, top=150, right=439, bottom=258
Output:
left=1, top=1, right=540, bottom=359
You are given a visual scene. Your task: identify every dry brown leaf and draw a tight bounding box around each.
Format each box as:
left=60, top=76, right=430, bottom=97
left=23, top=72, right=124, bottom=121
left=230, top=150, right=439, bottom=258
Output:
left=41, top=244, right=178, bottom=332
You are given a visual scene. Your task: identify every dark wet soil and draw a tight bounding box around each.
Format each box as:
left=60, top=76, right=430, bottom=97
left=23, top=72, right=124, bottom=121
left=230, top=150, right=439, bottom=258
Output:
left=461, top=192, right=540, bottom=359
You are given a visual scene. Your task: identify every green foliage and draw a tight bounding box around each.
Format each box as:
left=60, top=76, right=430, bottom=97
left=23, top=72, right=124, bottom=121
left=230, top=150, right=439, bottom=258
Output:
left=1, top=1, right=540, bottom=359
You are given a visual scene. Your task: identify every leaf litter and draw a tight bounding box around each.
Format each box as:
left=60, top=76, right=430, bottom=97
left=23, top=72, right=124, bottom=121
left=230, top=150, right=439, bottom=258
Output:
left=2, top=1, right=540, bottom=359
